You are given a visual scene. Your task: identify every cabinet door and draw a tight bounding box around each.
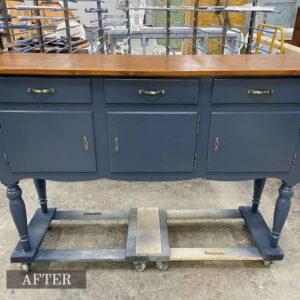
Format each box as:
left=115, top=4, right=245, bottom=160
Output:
left=207, top=112, right=300, bottom=173
left=108, top=112, right=198, bottom=173
left=0, top=111, right=96, bottom=173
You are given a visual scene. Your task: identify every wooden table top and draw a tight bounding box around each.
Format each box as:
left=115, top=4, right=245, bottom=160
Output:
left=1, top=53, right=300, bottom=77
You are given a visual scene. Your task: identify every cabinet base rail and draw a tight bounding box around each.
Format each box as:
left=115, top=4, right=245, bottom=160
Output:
left=10, top=206, right=284, bottom=271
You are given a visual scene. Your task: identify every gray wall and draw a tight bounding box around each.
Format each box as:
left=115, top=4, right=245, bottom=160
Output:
left=258, top=0, right=299, bottom=27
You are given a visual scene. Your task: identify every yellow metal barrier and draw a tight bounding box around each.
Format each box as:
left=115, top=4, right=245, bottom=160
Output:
left=255, top=24, right=285, bottom=54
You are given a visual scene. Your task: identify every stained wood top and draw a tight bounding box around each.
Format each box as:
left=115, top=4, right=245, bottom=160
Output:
left=1, top=53, right=300, bottom=76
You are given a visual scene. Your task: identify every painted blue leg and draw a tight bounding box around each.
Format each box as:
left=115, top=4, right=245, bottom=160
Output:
left=252, top=178, right=266, bottom=213
left=270, top=181, right=294, bottom=248
left=34, top=179, right=48, bottom=213
left=6, top=183, right=31, bottom=252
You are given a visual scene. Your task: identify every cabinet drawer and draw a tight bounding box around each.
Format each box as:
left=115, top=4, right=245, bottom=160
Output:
left=211, top=78, right=300, bottom=104
left=0, top=77, right=92, bottom=103
left=104, top=79, right=199, bottom=104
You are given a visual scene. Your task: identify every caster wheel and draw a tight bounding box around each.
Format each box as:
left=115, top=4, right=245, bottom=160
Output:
left=262, top=260, right=274, bottom=268
left=156, top=261, right=169, bottom=271
left=133, top=262, right=147, bottom=272
left=20, top=263, right=31, bottom=274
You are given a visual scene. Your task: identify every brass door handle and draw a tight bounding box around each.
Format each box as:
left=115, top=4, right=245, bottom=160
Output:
left=114, top=137, right=119, bottom=152
left=214, top=137, right=220, bottom=152
left=27, top=88, right=55, bottom=94
left=248, top=89, right=274, bottom=95
left=139, top=90, right=165, bottom=96
left=83, top=136, right=89, bottom=151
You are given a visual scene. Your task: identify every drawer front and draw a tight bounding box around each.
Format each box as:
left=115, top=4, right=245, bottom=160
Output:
left=211, top=78, right=300, bottom=104
left=0, top=111, right=97, bottom=173
left=0, top=77, right=92, bottom=103
left=108, top=112, right=198, bottom=173
left=104, top=79, right=199, bottom=104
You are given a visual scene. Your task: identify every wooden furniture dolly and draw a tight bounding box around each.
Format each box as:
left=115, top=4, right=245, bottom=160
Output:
left=0, top=54, right=299, bottom=272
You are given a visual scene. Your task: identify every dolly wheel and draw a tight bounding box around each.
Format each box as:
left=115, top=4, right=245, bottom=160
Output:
left=133, top=262, right=147, bottom=272
left=156, top=261, right=169, bottom=271
left=20, top=263, right=31, bottom=274
left=262, top=260, right=274, bottom=268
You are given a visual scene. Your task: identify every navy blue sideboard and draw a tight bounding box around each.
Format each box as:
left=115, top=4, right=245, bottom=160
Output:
left=0, top=54, right=299, bottom=270
left=1, top=76, right=299, bottom=183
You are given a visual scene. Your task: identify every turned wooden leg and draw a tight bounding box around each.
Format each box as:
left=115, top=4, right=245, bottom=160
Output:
left=251, top=178, right=266, bottom=213
left=34, top=179, right=48, bottom=213
left=6, top=183, right=31, bottom=252
left=270, top=181, right=294, bottom=248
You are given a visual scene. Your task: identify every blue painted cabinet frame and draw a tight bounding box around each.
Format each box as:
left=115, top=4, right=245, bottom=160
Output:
left=0, top=75, right=299, bottom=266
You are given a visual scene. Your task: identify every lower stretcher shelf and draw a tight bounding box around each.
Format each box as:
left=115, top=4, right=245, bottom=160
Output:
left=10, top=206, right=284, bottom=271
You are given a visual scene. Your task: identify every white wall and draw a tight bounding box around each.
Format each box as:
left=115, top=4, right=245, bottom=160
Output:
left=22, top=1, right=154, bottom=26
left=19, top=0, right=300, bottom=28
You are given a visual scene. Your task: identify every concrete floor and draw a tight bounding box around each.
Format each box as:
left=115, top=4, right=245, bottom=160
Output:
left=0, top=179, right=300, bottom=300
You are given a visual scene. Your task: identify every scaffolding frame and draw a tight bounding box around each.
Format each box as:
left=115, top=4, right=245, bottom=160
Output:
left=0, top=0, right=278, bottom=55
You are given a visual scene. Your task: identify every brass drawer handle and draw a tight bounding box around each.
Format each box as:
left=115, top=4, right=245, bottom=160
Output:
left=248, top=89, right=274, bottom=96
left=139, top=89, right=165, bottom=96
left=27, top=88, right=55, bottom=94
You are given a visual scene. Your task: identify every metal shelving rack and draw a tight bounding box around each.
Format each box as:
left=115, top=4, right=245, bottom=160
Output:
left=125, top=0, right=131, bottom=54
left=0, top=0, right=12, bottom=46
left=121, top=1, right=277, bottom=55
left=192, top=0, right=199, bottom=55
left=0, top=0, right=278, bottom=55
left=0, top=0, right=85, bottom=53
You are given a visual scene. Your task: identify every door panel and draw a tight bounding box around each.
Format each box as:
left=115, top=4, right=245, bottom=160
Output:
left=0, top=111, right=97, bottom=172
left=207, top=112, right=300, bottom=173
left=108, top=112, right=198, bottom=173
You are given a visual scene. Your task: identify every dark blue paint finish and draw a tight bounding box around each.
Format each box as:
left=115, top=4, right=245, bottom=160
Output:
left=107, top=112, right=198, bottom=172
left=0, top=76, right=299, bottom=185
left=212, top=78, right=300, bottom=104
left=239, top=206, right=284, bottom=260
left=270, top=182, right=294, bottom=248
left=0, top=111, right=97, bottom=173
left=252, top=178, right=266, bottom=213
left=104, top=78, right=199, bottom=104
left=6, top=183, right=31, bottom=252
left=0, top=77, right=92, bottom=104
left=10, top=208, right=56, bottom=263
left=207, top=112, right=300, bottom=173
left=34, top=179, right=48, bottom=213
left=1, top=75, right=300, bottom=257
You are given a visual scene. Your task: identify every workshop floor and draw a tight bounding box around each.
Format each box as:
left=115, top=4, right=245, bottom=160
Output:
left=0, top=179, right=300, bottom=300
